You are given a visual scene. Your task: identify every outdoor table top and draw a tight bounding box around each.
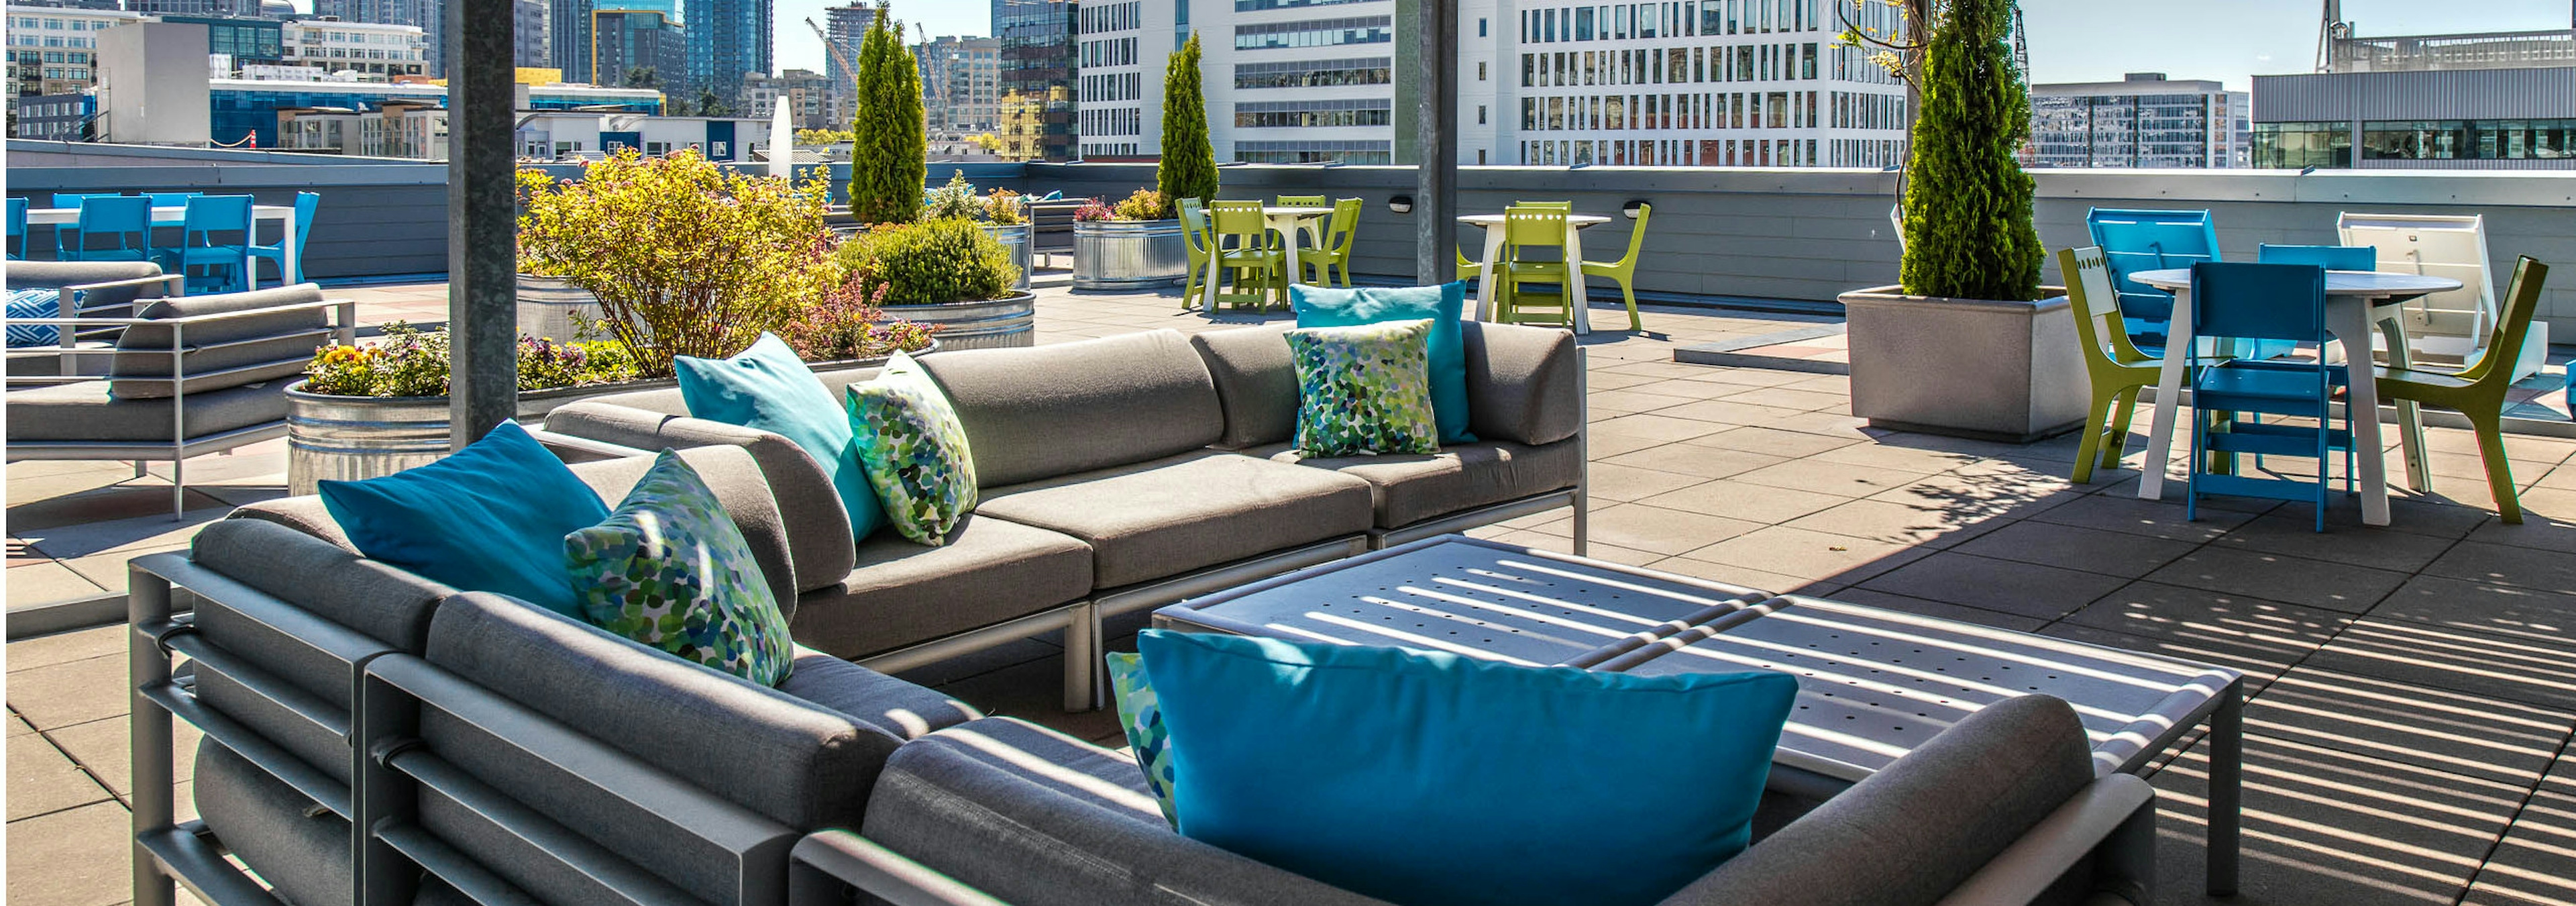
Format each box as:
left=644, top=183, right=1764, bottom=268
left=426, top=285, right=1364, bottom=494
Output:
left=1457, top=213, right=1612, bottom=228
left=2127, top=267, right=2462, bottom=299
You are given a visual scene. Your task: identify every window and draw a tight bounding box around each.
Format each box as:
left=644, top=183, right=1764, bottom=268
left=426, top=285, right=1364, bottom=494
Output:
left=1479, top=17, right=1487, bottom=37
left=1477, top=104, right=1487, bottom=124
left=2361, top=119, right=2470, bottom=160
left=1478, top=60, right=1487, bottom=81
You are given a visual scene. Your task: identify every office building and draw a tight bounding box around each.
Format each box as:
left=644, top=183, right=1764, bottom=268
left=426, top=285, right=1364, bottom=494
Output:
left=11, top=91, right=91, bottom=138
left=309, top=0, right=439, bottom=76
left=10, top=0, right=121, bottom=9
left=920, top=34, right=1001, bottom=134
left=2027, top=73, right=2246, bottom=168
left=685, top=0, right=767, bottom=111
left=2254, top=13, right=2576, bottom=169
left=590, top=9, right=682, bottom=92
left=822, top=2, right=872, bottom=115
left=516, top=0, right=550, bottom=68
left=741, top=67, right=840, bottom=129
left=1073, top=0, right=1162, bottom=158
left=164, top=14, right=285, bottom=70
left=282, top=18, right=430, bottom=77
left=996, top=0, right=1077, bottom=160
left=126, top=0, right=260, bottom=17
left=273, top=103, right=767, bottom=158
left=5, top=5, right=145, bottom=99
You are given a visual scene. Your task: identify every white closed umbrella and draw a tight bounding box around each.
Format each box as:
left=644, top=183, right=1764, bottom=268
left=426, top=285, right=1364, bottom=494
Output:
left=769, top=96, right=794, bottom=181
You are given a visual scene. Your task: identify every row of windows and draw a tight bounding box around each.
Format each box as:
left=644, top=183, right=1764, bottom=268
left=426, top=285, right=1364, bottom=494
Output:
left=1079, top=36, right=1136, bottom=67
left=1519, top=136, right=1823, bottom=166
left=1234, top=97, right=1391, bottom=128
left=13, top=50, right=93, bottom=64
left=1520, top=89, right=1826, bottom=132
left=1081, top=71, right=1142, bottom=102
left=1829, top=91, right=1902, bottom=130
left=2253, top=119, right=2576, bottom=168
left=1521, top=42, right=1818, bottom=89
left=1233, top=0, right=1373, bottom=9
left=288, top=46, right=418, bottom=60
left=1082, top=141, right=1144, bottom=156
left=1081, top=105, right=1141, bottom=137
left=11, top=16, right=120, bottom=31
left=1078, top=1, right=1140, bottom=34
left=1234, top=16, right=1391, bottom=50
left=1519, top=0, right=1825, bottom=44
left=13, top=35, right=95, bottom=48
left=27, top=66, right=91, bottom=81
left=1234, top=58, right=1390, bottom=89
left=1236, top=139, right=1391, bottom=164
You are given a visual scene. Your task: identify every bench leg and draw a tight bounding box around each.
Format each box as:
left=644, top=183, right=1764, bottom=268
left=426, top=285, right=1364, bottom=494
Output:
left=130, top=567, right=176, bottom=906
left=1062, top=601, right=1102, bottom=713
left=2207, top=681, right=2243, bottom=897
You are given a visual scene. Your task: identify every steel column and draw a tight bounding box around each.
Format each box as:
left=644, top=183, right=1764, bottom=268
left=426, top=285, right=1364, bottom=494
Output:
left=1413, top=0, right=1458, bottom=285
left=445, top=0, right=517, bottom=448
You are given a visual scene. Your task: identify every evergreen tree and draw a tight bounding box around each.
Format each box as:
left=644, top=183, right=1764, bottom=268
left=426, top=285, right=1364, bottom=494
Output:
left=1896, top=0, right=2039, bottom=301
left=696, top=88, right=731, bottom=118
left=850, top=5, right=927, bottom=224
left=1155, top=31, right=1218, bottom=215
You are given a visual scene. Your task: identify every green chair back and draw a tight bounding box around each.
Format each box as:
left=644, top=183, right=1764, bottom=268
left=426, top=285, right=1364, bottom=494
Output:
left=2378, top=256, right=2549, bottom=523
left=1515, top=201, right=1574, bottom=211
left=1210, top=200, right=1269, bottom=244
left=1275, top=195, right=1327, bottom=207
left=2447, top=256, right=2547, bottom=391
left=1597, top=204, right=1650, bottom=270
left=1325, top=198, right=1361, bottom=250
left=1177, top=198, right=1211, bottom=255
left=2063, top=246, right=2153, bottom=368
left=1503, top=206, right=1568, bottom=250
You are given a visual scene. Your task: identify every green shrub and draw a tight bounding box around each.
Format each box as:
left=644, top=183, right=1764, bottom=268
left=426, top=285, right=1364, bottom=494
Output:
left=1112, top=188, right=1170, bottom=221
left=1896, top=0, right=2041, bottom=301
left=835, top=218, right=1020, bottom=306
left=923, top=170, right=981, bottom=221
left=850, top=10, right=927, bottom=225
left=1156, top=32, right=1219, bottom=207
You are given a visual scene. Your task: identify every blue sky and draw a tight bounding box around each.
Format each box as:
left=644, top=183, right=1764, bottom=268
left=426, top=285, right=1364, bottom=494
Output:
left=771, top=0, right=2576, bottom=89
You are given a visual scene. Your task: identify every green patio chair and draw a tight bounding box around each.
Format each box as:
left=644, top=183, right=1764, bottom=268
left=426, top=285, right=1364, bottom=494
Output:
left=1578, top=203, right=1650, bottom=332
left=1497, top=205, right=1572, bottom=327
left=1515, top=201, right=1574, bottom=210
left=1457, top=246, right=1483, bottom=281
left=1300, top=198, right=1362, bottom=287
left=2059, top=246, right=2162, bottom=485
left=1177, top=197, right=1214, bottom=311
left=2377, top=256, right=2550, bottom=523
left=1209, top=200, right=1285, bottom=311
left=1274, top=195, right=1327, bottom=207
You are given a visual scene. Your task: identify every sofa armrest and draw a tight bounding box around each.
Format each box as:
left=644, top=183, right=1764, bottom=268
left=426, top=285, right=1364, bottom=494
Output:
left=525, top=426, right=651, bottom=464
left=547, top=401, right=855, bottom=595
left=1932, top=774, right=2155, bottom=906
left=1462, top=321, right=1583, bottom=446
left=790, top=830, right=1012, bottom=906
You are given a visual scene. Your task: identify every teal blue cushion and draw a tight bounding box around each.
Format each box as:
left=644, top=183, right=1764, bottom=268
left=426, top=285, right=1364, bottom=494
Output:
left=1137, top=629, right=1796, bottom=906
left=676, top=333, right=887, bottom=540
left=318, top=421, right=609, bottom=617
left=1291, top=282, right=1474, bottom=444
left=566, top=450, right=797, bottom=685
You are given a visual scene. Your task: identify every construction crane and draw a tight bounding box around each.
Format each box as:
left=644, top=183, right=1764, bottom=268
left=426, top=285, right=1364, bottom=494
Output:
left=804, top=16, right=860, bottom=86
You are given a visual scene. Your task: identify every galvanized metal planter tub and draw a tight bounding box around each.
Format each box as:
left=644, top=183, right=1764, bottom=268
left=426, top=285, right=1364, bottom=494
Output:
left=1072, top=219, right=1186, bottom=290
left=516, top=274, right=604, bottom=342
left=984, top=222, right=1034, bottom=291
left=1839, top=285, right=2086, bottom=444
left=881, top=293, right=1036, bottom=350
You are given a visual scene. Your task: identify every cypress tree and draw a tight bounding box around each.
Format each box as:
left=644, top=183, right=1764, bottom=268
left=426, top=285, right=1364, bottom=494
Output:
left=1155, top=31, right=1218, bottom=214
left=1897, top=0, right=2040, bottom=302
left=850, top=7, right=926, bottom=224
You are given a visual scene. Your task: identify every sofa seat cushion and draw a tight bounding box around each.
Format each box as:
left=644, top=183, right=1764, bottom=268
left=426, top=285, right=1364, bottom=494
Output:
left=789, top=514, right=1093, bottom=660
left=5, top=377, right=288, bottom=442
left=1249, top=438, right=1581, bottom=530
left=780, top=646, right=983, bottom=740
left=976, top=450, right=1375, bottom=589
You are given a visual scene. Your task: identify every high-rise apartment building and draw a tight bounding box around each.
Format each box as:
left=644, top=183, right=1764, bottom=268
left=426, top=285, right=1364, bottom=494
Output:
left=2027, top=73, right=2247, bottom=168
left=1073, top=0, right=1163, bottom=158
left=308, top=0, right=438, bottom=75
left=686, top=0, right=767, bottom=111
left=515, top=0, right=549, bottom=68
left=822, top=2, right=871, bottom=110
left=996, top=0, right=1077, bottom=160
left=920, top=34, right=1002, bottom=134
left=281, top=18, right=430, bottom=77
left=741, top=67, right=841, bottom=128
left=5, top=5, right=144, bottom=99
left=590, top=9, right=682, bottom=91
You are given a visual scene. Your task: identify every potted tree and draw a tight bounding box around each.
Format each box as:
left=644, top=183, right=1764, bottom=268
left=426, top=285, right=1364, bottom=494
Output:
left=1835, top=0, right=2084, bottom=442
left=1072, top=32, right=1213, bottom=291
left=849, top=5, right=926, bottom=225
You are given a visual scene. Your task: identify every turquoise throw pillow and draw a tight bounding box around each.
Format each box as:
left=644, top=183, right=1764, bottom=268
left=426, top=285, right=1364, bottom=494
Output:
left=843, top=352, right=977, bottom=546
left=319, top=421, right=609, bottom=617
left=676, top=333, right=887, bottom=540
left=1285, top=320, right=1442, bottom=458
left=1138, top=630, right=1796, bottom=906
left=1104, top=652, right=1179, bottom=827
left=565, top=451, right=796, bottom=685
left=1291, top=281, right=1474, bottom=444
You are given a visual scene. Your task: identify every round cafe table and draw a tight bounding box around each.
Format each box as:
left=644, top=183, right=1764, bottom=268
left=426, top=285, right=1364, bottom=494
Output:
left=1460, top=213, right=1611, bottom=334
left=2127, top=268, right=2461, bottom=526
left=1202, top=206, right=1333, bottom=308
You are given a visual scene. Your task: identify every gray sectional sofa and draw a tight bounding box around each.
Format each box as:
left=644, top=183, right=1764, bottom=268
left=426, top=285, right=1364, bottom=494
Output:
left=542, top=322, right=1591, bottom=709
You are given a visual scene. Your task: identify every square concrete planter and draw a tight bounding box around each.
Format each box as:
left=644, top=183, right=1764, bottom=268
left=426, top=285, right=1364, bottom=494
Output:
left=1839, top=285, right=2088, bottom=444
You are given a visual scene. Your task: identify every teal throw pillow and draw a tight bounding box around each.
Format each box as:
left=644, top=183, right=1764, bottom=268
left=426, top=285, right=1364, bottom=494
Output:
left=1104, top=652, right=1179, bottom=827
left=676, top=333, right=887, bottom=540
left=1291, top=281, right=1474, bottom=444
left=1138, top=629, right=1797, bottom=906
left=565, top=450, right=796, bottom=685
left=1284, top=319, right=1441, bottom=458
left=319, top=421, right=609, bottom=617
left=843, top=351, right=978, bottom=546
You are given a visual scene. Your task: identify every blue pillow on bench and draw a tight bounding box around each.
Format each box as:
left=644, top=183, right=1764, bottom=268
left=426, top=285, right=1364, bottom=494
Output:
left=1136, top=629, right=1796, bottom=906
left=319, top=421, right=609, bottom=616
left=1291, top=282, right=1475, bottom=444
left=677, top=332, right=888, bottom=540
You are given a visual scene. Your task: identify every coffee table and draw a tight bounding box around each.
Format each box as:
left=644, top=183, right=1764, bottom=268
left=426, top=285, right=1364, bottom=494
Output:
left=1154, top=535, right=2245, bottom=895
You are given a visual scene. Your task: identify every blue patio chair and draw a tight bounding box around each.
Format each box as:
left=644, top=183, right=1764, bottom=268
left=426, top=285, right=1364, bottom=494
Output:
left=2186, top=262, right=2353, bottom=532
left=2087, top=209, right=2219, bottom=354
left=5, top=197, right=25, bottom=260
left=248, top=191, right=317, bottom=286
left=48, top=193, right=122, bottom=258
left=66, top=195, right=152, bottom=262
left=2247, top=244, right=2379, bottom=475
left=147, top=192, right=203, bottom=209
left=164, top=194, right=255, bottom=293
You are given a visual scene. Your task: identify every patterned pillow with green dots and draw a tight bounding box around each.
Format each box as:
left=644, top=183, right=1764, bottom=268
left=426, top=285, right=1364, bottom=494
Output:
left=564, top=450, right=796, bottom=686
left=1106, top=651, right=1179, bottom=827
left=1285, top=319, right=1442, bottom=458
left=845, top=351, right=980, bottom=546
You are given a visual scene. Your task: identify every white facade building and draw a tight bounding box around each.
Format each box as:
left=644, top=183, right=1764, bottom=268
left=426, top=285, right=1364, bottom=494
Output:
left=1073, top=0, right=1165, bottom=158
left=5, top=5, right=145, bottom=99
left=280, top=18, right=429, bottom=77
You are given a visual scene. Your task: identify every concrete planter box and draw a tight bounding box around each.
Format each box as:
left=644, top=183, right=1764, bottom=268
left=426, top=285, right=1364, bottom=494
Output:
left=1072, top=219, right=1187, bottom=290
left=984, top=222, right=1034, bottom=291
left=881, top=293, right=1036, bottom=350
left=1839, top=285, right=2087, bottom=444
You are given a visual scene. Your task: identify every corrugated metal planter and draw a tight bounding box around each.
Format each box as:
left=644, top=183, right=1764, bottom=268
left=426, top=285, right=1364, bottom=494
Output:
left=1072, top=219, right=1187, bottom=290
left=984, top=222, right=1034, bottom=291
left=282, top=342, right=934, bottom=492
left=1839, top=285, right=2088, bottom=444
left=516, top=274, right=604, bottom=342
left=881, top=293, right=1036, bottom=350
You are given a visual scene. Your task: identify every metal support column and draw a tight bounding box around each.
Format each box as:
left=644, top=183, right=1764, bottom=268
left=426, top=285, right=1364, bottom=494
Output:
left=1413, top=0, right=1458, bottom=285
left=446, top=0, right=517, bottom=448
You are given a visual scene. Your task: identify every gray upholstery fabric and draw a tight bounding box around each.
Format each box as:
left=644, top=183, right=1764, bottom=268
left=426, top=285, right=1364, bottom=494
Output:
left=227, top=495, right=353, bottom=550
left=423, top=592, right=903, bottom=834
left=1463, top=321, right=1582, bottom=446
left=916, top=330, right=1226, bottom=488
left=568, top=365, right=881, bottom=419
left=1659, top=694, right=2098, bottom=906
left=3, top=259, right=167, bottom=313
left=1251, top=438, right=1582, bottom=530
left=863, top=717, right=1396, bottom=906
left=194, top=741, right=354, bottom=906
left=566, top=445, right=801, bottom=617
left=780, top=646, right=983, bottom=740
left=4, top=377, right=289, bottom=443
left=545, top=401, right=856, bottom=594
left=790, top=514, right=1092, bottom=660
left=975, top=450, right=1374, bottom=589
left=1189, top=325, right=1299, bottom=449
left=111, top=284, right=329, bottom=398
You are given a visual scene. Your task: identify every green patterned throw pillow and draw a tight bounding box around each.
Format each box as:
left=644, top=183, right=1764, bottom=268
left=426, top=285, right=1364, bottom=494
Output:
left=564, top=451, right=796, bottom=685
left=844, top=352, right=979, bottom=546
left=1285, top=319, right=1442, bottom=458
left=1106, top=651, right=1179, bottom=827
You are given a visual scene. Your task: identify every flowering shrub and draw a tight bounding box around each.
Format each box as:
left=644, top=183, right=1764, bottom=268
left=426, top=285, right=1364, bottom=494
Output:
left=834, top=218, right=1018, bottom=307
left=301, top=323, right=638, bottom=397
left=1111, top=188, right=1171, bottom=221
left=1071, top=197, right=1114, bottom=222
left=923, top=171, right=983, bottom=221
left=516, top=149, right=839, bottom=376
left=779, top=280, right=941, bottom=362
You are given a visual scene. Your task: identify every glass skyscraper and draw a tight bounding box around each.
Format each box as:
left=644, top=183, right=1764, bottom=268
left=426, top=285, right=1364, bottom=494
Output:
left=686, top=0, right=768, bottom=112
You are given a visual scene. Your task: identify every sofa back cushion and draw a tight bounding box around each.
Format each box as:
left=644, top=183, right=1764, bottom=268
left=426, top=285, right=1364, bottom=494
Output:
left=543, top=401, right=857, bottom=596
left=916, top=330, right=1225, bottom=488
left=5, top=260, right=168, bottom=314
left=1189, top=325, right=1299, bottom=449
left=565, top=444, right=802, bottom=619
left=111, top=283, right=328, bottom=398
left=1463, top=321, right=1582, bottom=446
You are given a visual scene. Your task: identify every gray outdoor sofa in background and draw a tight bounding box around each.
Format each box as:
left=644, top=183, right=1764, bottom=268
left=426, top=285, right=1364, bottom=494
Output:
left=542, top=322, right=1590, bottom=711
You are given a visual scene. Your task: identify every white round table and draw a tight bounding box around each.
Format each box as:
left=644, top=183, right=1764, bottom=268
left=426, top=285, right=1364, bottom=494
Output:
left=2126, top=268, right=2461, bottom=526
left=1459, top=213, right=1611, bottom=334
